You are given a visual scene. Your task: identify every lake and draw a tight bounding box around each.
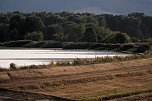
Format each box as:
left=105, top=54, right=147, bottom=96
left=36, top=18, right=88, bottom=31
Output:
left=0, top=49, right=129, bottom=68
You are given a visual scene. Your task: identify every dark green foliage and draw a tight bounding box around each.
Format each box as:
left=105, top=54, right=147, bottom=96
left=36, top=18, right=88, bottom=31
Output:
left=0, top=12, right=151, bottom=44
left=105, top=32, right=131, bottom=43
left=44, top=24, right=63, bottom=40
left=24, top=15, right=45, bottom=33
left=133, top=44, right=150, bottom=53
left=9, top=14, right=25, bottom=39
left=9, top=63, right=17, bottom=70
left=82, top=28, right=98, bottom=42
left=63, top=42, right=91, bottom=49
left=24, top=31, right=43, bottom=41
left=63, top=22, right=85, bottom=42
left=4, top=40, right=32, bottom=47
left=89, top=43, right=105, bottom=49
left=118, top=44, right=136, bottom=51
left=106, top=44, right=121, bottom=50
left=96, top=44, right=121, bottom=51
left=42, top=42, right=63, bottom=48
left=0, top=23, right=9, bottom=42
left=9, top=28, right=19, bottom=40
left=24, top=41, right=46, bottom=48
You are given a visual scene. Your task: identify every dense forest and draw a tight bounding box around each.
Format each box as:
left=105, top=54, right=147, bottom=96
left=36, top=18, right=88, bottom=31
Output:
left=0, top=12, right=152, bottom=43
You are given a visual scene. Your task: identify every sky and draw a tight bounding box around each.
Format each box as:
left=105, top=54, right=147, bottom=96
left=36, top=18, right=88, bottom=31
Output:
left=0, top=0, right=152, bottom=15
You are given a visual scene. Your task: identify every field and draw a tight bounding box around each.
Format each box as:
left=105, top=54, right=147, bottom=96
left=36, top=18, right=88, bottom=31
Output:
left=0, top=58, right=152, bottom=101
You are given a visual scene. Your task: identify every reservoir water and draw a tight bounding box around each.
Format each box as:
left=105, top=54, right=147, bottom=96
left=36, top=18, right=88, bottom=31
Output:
left=0, top=49, right=129, bottom=68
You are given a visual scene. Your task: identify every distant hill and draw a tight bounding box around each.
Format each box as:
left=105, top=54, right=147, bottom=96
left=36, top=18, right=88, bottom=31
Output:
left=0, top=0, right=152, bottom=15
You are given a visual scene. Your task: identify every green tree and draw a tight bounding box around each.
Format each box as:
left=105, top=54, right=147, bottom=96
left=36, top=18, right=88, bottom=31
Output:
left=97, top=16, right=106, bottom=27
left=82, top=28, right=98, bottom=42
left=43, top=14, right=66, bottom=26
left=24, top=31, right=43, bottom=41
left=24, top=15, right=45, bottom=33
left=64, top=22, right=85, bottom=42
left=0, top=14, right=9, bottom=24
left=53, top=33, right=66, bottom=41
left=105, top=32, right=131, bottom=43
left=9, top=14, right=25, bottom=39
left=9, top=28, right=19, bottom=41
left=44, top=24, right=63, bottom=40
left=0, top=23, right=9, bottom=42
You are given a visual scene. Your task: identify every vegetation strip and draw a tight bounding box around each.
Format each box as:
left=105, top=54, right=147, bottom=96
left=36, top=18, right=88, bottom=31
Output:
left=0, top=88, right=78, bottom=101
left=101, top=90, right=152, bottom=101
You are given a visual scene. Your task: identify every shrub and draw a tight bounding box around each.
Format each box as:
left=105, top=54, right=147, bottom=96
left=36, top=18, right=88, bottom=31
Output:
left=3, top=40, right=32, bottom=47
left=133, top=44, right=150, bottom=53
left=24, top=31, right=43, bottom=41
left=106, top=44, right=121, bottom=50
left=89, top=43, right=105, bottom=49
left=24, top=41, right=46, bottom=48
left=63, top=42, right=91, bottom=49
left=118, top=44, right=136, bottom=51
left=42, top=42, right=63, bottom=48
left=105, top=32, right=131, bottom=43
left=9, top=63, right=17, bottom=70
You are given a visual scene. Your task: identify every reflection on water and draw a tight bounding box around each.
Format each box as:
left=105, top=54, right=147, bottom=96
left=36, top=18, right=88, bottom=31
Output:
left=0, top=49, right=129, bottom=68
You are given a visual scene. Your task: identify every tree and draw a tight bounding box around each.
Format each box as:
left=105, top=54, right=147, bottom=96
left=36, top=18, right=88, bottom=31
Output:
left=9, top=28, right=19, bottom=41
left=44, top=24, right=63, bottom=40
left=63, top=22, right=85, bottom=42
left=0, top=23, right=9, bottom=42
left=53, top=33, right=66, bottom=41
left=24, top=31, right=43, bottom=41
left=24, top=15, right=45, bottom=33
left=9, top=14, right=25, bottom=39
left=97, top=16, right=106, bottom=27
left=0, top=14, right=9, bottom=24
left=98, top=26, right=111, bottom=42
left=68, top=15, right=85, bottom=23
left=82, top=28, right=98, bottom=42
left=43, top=14, right=66, bottom=26
left=105, top=32, right=131, bottom=43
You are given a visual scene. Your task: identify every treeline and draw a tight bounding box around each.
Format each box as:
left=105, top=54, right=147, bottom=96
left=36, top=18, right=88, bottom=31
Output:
left=0, top=11, right=152, bottom=43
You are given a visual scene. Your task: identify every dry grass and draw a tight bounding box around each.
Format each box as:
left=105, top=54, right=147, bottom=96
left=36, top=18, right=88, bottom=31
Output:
left=0, top=58, right=152, bottom=100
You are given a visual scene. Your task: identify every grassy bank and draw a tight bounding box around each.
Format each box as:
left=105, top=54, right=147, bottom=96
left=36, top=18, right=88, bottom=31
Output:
left=0, top=40, right=151, bottom=54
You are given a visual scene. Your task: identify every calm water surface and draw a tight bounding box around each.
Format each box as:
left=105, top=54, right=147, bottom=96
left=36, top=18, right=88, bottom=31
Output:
left=0, top=49, right=129, bottom=68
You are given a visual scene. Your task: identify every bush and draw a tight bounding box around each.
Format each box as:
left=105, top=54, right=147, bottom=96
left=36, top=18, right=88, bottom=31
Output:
left=24, top=31, right=43, bottom=41
left=24, top=41, right=46, bottom=48
left=133, top=44, right=150, bottom=53
left=89, top=43, right=105, bottom=49
left=105, top=32, right=131, bottom=43
left=106, top=44, right=121, bottom=50
left=90, top=43, right=123, bottom=51
left=63, top=42, right=92, bottom=49
left=9, top=63, right=17, bottom=70
left=3, top=40, right=32, bottom=47
left=42, top=42, right=63, bottom=48
left=118, top=44, right=136, bottom=51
